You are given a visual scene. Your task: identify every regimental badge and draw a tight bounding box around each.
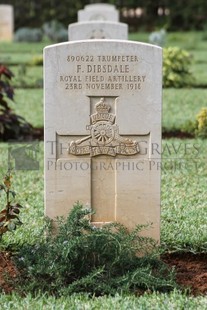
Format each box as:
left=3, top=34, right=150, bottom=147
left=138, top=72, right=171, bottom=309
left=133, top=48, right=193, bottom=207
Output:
left=68, top=97, right=139, bottom=157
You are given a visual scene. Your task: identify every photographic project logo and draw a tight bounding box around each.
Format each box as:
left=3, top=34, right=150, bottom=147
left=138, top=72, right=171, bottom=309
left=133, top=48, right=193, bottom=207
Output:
left=8, top=142, right=39, bottom=171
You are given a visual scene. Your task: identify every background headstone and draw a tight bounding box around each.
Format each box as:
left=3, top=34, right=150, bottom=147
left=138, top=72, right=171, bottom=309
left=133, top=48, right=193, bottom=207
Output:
left=44, top=40, right=162, bottom=241
left=0, top=5, right=14, bottom=42
left=84, top=4, right=116, bottom=11
left=69, top=22, right=128, bottom=41
left=78, top=7, right=119, bottom=22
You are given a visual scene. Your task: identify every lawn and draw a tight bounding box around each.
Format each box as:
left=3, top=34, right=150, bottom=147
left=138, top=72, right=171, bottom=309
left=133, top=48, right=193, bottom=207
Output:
left=161, top=138, right=207, bottom=253
left=1, top=290, right=207, bottom=310
left=163, top=89, right=207, bottom=133
left=0, top=31, right=207, bottom=306
left=11, top=89, right=43, bottom=128
left=11, top=65, right=43, bottom=88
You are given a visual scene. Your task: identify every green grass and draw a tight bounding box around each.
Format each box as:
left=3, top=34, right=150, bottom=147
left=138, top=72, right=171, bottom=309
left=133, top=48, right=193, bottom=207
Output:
left=129, top=31, right=207, bottom=50
left=11, top=65, right=43, bottom=88
left=192, top=63, right=207, bottom=87
left=0, top=143, right=45, bottom=248
left=11, top=89, right=43, bottom=128
left=0, top=53, right=42, bottom=65
left=166, top=32, right=207, bottom=50
left=191, top=50, right=207, bottom=64
left=128, top=32, right=149, bottom=42
left=0, top=41, right=49, bottom=54
left=163, top=89, right=207, bottom=132
left=161, top=138, right=207, bottom=253
left=1, top=290, right=207, bottom=310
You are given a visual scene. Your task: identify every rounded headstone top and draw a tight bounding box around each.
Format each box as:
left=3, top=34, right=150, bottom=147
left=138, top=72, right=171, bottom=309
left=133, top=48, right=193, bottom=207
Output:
left=84, top=4, right=116, bottom=11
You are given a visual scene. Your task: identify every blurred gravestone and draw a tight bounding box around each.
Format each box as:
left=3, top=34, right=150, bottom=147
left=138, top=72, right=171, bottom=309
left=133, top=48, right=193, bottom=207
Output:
left=149, top=29, right=166, bottom=47
left=43, top=20, right=68, bottom=42
left=84, top=4, right=116, bottom=11
left=0, top=5, right=14, bottom=42
left=78, top=3, right=119, bottom=22
left=69, top=21, right=128, bottom=41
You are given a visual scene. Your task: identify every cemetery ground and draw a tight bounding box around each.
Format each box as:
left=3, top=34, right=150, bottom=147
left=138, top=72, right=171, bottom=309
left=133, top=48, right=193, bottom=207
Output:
left=0, top=32, right=207, bottom=308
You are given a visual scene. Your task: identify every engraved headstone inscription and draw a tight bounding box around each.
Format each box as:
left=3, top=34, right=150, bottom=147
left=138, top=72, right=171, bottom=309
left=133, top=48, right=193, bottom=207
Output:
left=44, top=40, right=162, bottom=241
left=69, top=21, right=128, bottom=41
left=0, top=5, right=14, bottom=42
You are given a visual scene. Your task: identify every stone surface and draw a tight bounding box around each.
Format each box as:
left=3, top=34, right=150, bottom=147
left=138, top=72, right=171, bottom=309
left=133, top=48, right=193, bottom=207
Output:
left=78, top=7, right=119, bottom=22
left=0, top=5, right=13, bottom=42
left=68, top=21, right=128, bottom=41
left=84, top=4, right=116, bottom=11
left=44, top=40, right=162, bottom=241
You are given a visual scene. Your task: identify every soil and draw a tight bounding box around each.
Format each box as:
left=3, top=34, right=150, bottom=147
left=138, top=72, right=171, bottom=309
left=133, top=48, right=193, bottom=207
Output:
left=162, top=253, right=207, bottom=296
left=0, top=251, right=19, bottom=294
left=0, top=251, right=207, bottom=296
left=162, top=131, right=194, bottom=139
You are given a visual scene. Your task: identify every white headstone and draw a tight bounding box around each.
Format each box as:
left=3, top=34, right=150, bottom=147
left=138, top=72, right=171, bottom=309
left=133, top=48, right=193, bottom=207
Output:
left=44, top=40, right=162, bottom=241
left=84, top=4, right=116, bottom=11
left=78, top=8, right=119, bottom=22
left=69, top=22, right=128, bottom=41
left=0, top=5, right=14, bottom=42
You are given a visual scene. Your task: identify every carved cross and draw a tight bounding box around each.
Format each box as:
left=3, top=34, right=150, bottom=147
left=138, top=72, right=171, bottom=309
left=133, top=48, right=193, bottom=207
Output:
left=57, top=97, right=150, bottom=224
